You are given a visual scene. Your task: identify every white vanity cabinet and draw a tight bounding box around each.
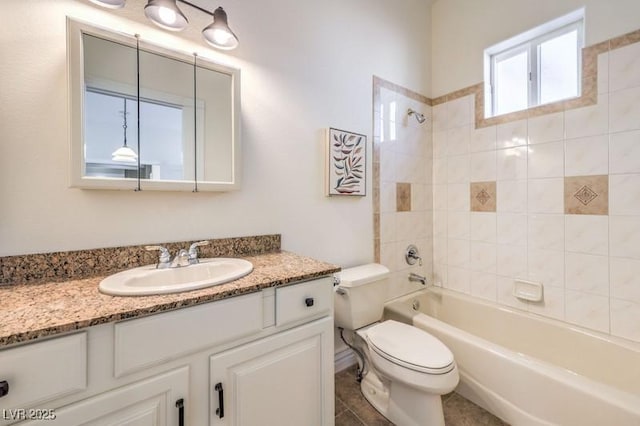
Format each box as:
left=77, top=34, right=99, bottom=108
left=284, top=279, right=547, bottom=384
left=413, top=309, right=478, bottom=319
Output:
left=18, top=368, right=189, bottom=426
left=209, top=317, right=333, bottom=426
left=0, top=276, right=334, bottom=426
left=208, top=277, right=335, bottom=426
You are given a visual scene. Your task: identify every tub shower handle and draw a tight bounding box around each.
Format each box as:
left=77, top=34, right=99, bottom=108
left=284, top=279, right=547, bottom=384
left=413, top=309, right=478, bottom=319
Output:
left=405, top=245, right=422, bottom=266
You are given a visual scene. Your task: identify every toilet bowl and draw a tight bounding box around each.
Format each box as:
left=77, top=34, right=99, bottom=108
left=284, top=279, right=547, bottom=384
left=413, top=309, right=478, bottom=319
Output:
left=334, top=264, right=459, bottom=426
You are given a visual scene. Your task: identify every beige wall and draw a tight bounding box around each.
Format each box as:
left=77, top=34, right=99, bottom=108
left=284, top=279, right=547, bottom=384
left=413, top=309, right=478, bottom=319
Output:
left=431, top=0, right=640, bottom=97
left=0, top=0, right=431, bottom=261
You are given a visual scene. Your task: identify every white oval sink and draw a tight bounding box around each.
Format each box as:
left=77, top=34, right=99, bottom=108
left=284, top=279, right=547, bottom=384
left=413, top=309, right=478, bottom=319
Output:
left=99, top=258, right=253, bottom=296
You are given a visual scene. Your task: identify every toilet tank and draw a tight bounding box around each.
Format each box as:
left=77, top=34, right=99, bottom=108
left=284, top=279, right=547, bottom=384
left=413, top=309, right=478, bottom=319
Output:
left=334, top=263, right=390, bottom=330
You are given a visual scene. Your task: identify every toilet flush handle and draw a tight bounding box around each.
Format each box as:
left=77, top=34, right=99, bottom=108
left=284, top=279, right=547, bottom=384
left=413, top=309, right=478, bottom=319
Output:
left=333, top=275, right=347, bottom=295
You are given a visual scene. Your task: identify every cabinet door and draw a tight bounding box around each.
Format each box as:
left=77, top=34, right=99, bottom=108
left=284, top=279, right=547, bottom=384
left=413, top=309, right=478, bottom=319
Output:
left=18, top=367, right=189, bottom=426
left=210, top=317, right=334, bottom=426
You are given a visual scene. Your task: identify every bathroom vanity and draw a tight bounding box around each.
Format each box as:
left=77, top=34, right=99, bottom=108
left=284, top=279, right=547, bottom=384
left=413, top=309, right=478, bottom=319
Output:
left=0, top=249, right=338, bottom=426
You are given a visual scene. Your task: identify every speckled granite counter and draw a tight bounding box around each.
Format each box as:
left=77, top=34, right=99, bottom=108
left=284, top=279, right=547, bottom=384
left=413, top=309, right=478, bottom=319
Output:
left=0, top=251, right=340, bottom=347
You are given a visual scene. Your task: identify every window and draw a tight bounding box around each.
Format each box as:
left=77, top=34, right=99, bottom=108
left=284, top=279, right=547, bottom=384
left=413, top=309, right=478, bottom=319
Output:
left=485, top=9, right=584, bottom=117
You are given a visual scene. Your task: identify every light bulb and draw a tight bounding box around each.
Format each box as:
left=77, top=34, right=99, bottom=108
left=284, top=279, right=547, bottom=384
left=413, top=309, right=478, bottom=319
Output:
left=212, top=29, right=232, bottom=44
left=158, top=6, right=177, bottom=25
left=202, top=7, right=239, bottom=50
left=144, top=0, right=188, bottom=31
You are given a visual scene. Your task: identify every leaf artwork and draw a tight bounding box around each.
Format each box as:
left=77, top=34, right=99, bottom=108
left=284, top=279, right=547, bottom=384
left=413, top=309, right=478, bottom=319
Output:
left=331, top=131, right=364, bottom=194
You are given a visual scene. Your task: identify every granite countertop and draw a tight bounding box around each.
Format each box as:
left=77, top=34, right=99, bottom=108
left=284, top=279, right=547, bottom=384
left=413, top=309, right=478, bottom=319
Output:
left=0, top=251, right=340, bottom=348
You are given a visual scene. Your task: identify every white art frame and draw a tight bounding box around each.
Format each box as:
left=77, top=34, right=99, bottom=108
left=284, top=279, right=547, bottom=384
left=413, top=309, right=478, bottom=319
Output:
left=325, top=128, right=367, bottom=196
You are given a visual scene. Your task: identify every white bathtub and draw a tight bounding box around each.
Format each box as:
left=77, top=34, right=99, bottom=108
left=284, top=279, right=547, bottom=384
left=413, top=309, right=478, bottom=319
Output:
left=384, top=288, right=640, bottom=426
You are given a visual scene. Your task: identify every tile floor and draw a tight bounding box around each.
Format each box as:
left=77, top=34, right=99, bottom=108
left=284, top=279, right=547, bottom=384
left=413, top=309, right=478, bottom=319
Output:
left=335, top=366, right=509, bottom=426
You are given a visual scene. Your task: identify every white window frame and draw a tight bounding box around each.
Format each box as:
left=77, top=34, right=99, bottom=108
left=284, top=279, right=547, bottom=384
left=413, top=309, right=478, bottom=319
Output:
left=485, top=8, right=585, bottom=117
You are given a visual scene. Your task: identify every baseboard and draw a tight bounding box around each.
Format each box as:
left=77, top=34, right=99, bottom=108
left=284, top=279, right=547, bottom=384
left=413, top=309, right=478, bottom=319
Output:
left=334, top=348, right=356, bottom=372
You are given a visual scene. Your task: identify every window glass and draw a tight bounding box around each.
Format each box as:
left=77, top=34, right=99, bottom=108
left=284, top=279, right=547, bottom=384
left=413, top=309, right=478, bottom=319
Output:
left=485, top=10, right=584, bottom=117
left=539, top=29, right=579, bottom=104
left=494, top=50, right=529, bottom=116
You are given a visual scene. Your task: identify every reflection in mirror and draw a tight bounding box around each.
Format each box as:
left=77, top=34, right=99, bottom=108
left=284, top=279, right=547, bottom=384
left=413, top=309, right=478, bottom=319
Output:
left=69, top=19, right=241, bottom=191
left=85, top=90, right=185, bottom=179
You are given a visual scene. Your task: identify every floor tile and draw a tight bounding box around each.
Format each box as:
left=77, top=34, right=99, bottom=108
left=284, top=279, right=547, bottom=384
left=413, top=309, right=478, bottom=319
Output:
left=335, top=409, right=366, bottom=426
left=335, top=366, right=509, bottom=426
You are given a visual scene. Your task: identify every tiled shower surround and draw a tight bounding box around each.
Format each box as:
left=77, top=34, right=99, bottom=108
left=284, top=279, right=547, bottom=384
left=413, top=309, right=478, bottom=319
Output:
left=374, top=28, right=640, bottom=344
left=373, top=77, right=434, bottom=300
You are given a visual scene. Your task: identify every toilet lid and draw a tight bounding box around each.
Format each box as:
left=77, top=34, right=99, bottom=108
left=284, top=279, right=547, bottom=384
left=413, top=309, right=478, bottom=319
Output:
left=367, top=320, right=455, bottom=374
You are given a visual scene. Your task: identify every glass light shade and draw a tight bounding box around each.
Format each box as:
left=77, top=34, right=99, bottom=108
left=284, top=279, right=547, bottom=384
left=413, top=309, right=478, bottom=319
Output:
left=144, top=0, right=188, bottom=31
left=202, top=7, right=239, bottom=50
left=89, top=0, right=126, bottom=9
left=112, top=145, right=138, bottom=163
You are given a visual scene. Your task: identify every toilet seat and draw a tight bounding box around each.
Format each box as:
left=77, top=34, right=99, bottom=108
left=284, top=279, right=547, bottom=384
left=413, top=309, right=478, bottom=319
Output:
left=366, top=320, right=455, bottom=375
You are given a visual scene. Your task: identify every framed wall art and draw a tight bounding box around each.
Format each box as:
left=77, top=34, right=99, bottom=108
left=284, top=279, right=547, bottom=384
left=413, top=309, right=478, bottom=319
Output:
left=325, top=128, right=367, bottom=196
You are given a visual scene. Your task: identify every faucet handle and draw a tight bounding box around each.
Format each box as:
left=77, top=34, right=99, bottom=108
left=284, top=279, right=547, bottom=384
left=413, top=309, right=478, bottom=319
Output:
left=145, top=245, right=171, bottom=268
left=405, top=245, right=423, bottom=266
left=188, top=240, right=210, bottom=264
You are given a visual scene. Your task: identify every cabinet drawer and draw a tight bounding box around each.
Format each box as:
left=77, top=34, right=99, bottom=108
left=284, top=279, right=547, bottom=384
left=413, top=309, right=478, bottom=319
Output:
left=0, top=333, right=87, bottom=410
left=115, top=292, right=263, bottom=377
left=276, top=277, right=332, bottom=326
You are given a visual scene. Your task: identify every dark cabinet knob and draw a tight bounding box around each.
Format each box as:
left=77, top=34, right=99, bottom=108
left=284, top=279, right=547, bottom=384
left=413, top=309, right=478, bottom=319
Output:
left=305, top=297, right=314, bottom=307
left=0, top=381, right=8, bottom=398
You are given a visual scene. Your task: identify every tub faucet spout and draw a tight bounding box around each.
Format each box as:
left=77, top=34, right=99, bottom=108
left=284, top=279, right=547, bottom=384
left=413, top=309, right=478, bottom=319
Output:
left=409, top=272, right=427, bottom=286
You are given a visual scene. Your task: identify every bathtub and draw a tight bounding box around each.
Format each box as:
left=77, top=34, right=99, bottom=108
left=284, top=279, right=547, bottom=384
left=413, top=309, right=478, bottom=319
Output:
left=383, top=288, right=640, bottom=426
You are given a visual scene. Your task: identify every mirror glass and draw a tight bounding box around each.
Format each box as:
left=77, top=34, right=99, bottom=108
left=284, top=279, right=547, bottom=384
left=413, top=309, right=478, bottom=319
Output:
left=69, top=20, right=240, bottom=191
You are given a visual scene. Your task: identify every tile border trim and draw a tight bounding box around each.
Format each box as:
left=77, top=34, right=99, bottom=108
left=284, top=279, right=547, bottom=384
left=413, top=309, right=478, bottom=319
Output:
left=430, top=28, right=640, bottom=129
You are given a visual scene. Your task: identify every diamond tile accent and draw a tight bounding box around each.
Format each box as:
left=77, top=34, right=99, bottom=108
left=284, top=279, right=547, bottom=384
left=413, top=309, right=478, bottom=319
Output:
left=565, top=175, right=609, bottom=215
left=471, top=181, right=496, bottom=212
left=574, top=185, right=599, bottom=205
left=476, top=189, right=491, bottom=205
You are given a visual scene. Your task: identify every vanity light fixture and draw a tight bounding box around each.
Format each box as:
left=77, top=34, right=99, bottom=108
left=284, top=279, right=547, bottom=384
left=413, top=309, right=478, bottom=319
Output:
left=144, top=0, right=189, bottom=31
left=111, top=99, right=138, bottom=163
left=88, top=0, right=239, bottom=50
left=88, top=0, right=125, bottom=9
left=202, top=7, right=238, bottom=50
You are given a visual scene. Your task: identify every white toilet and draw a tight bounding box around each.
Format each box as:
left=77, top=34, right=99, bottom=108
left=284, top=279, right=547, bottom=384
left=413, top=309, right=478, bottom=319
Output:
left=334, top=264, right=459, bottom=426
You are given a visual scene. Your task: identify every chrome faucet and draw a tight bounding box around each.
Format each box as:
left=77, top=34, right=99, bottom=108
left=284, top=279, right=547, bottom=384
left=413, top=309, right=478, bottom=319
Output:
left=171, top=249, right=190, bottom=268
left=145, top=245, right=172, bottom=269
left=188, top=240, right=210, bottom=264
left=405, top=245, right=423, bottom=266
left=409, top=272, right=427, bottom=286
left=145, top=240, right=210, bottom=269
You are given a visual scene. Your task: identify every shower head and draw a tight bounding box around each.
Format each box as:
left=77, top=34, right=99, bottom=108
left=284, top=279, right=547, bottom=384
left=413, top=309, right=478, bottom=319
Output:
left=407, top=108, right=426, bottom=124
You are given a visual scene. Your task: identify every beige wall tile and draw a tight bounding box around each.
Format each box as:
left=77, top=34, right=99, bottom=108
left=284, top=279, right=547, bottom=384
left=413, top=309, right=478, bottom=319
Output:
left=470, top=181, right=496, bottom=212
left=396, top=182, right=412, bottom=212
left=564, top=175, right=609, bottom=215
left=611, top=299, right=640, bottom=342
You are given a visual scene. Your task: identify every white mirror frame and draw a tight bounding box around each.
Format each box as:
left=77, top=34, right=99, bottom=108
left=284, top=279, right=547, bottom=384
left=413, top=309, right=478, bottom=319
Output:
left=67, top=18, right=241, bottom=192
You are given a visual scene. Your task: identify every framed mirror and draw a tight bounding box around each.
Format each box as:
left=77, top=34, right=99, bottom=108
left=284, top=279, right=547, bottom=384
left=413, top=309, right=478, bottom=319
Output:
left=68, top=19, right=241, bottom=191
